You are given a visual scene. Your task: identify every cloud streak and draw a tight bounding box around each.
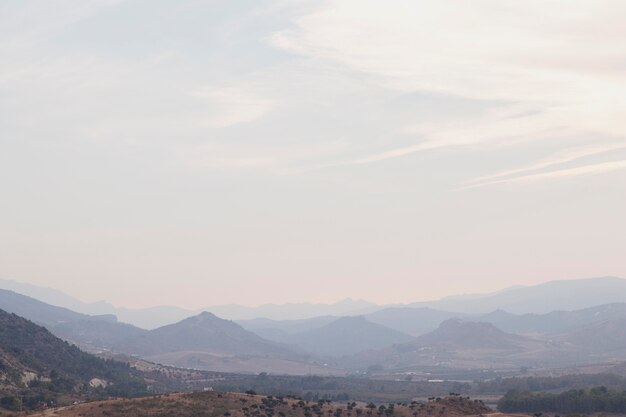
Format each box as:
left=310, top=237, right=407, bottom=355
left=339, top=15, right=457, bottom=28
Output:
left=461, top=159, right=626, bottom=188
left=461, top=142, right=626, bottom=188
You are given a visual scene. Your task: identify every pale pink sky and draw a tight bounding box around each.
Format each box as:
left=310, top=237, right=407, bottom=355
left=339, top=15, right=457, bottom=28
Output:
left=1, top=0, right=625, bottom=309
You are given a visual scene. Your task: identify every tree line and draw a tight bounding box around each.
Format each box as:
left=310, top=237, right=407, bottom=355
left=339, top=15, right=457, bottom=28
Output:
left=498, top=386, right=626, bottom=413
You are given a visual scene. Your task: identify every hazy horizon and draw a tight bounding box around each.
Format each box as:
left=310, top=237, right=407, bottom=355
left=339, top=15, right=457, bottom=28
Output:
left=1, top=275, right=623, bottom=310
left=2, top=1, right=625, bottom=309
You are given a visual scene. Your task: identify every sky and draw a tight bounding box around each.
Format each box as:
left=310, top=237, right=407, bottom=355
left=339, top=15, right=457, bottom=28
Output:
left=1, top=0, right=625, bottom=309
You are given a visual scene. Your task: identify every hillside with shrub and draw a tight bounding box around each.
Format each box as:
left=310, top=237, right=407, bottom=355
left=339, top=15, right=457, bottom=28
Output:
left=0, top=309, right=146, bottom=411
left=18, top=390, right=492, bottom=417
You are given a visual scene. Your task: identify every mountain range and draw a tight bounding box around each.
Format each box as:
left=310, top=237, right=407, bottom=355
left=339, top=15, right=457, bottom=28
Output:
left=0, top=289, right=337, bottom=375
left=113, top=311, right=303, bottom=359
left=2, top=276, right=626, bottom=376
left=0, top=289, right=148, bottom=352
left=407, top=276, right=626, bottom=314
left=0, top=278, right=375, bottom=327
left=4, top=276, right=626, bottom=328
left=247, top=315, right=414, bottom=357
left=341, top=318, right=569, bottom=372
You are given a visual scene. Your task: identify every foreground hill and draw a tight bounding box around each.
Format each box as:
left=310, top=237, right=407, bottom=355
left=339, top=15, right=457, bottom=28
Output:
left=18, top=390, right=492, bottom=417
left=0, top=309, right=145, bottom=410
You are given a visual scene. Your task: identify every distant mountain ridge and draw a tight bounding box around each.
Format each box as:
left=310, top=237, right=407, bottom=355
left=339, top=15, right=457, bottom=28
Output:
left=479, top=303, right=626, bottom=335
left=237, top=315, right=340, bottom=334
left=3, top=276, right=625, bottom=329
left=341, top=318, right=557, bottom=371
left=556, top=317, right=626, bottom=354
left=0, top=279, right=378, bottom=327
left=113, top=312, right=344, bottom=375
left=365, top=307, right=463, bottom=336
left=115, top=311, right=302, bottom=358
left=249, top=316, right=414, bottom=357
left=410, top=276, right=626, bottom=314
left=5, top=278, right=626, bottom=376
left=0, top=289, right=148, bottom=353
left=0, top=288, right=89, bottom=326
left=413, top=318, right=527, bottom=350
left=0, top=290, right=334, bottom=375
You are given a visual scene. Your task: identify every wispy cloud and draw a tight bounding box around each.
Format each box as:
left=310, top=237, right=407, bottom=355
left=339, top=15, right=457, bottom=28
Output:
left=461, top=159, right=626, bottom=188
left=270, top=0, right=626, bottom=174
left=462, top=142, right=626, bottom=188
left=3, top=0, right=626, bottom=183
left=328, top=106, right=575, bottom=167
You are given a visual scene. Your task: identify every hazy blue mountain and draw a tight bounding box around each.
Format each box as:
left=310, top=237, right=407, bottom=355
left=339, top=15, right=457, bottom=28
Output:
left=0, top=289, right=147, bottom=352
left=341, top=319, right=545, bottom=371
left=365, top=307, right=463, bottom=336
left=247, top=326, right=295, bottom=344
left=253, top=316, right=414, bottom=357
left=113, top=305, right=197, bottom=330
left=555, top=317, right=626, bottom=353
left=239, top=308, right=463, bottom=344
left=4, top=276, right=626, bottom=332
left=6, top=280, right=626, bottom=375
left=115, top=311, right=303, bottom=359
left=232, top=276, right=626, bottom=322
left=412, top=318, right=528, bottom=350
left=0, top=288, right=90, bottom=326
left=117, top=299, right=378, bottom=329
left=409, top=277, right=626, bottom=314
left=206, top=298, right=379, bottom=321
left=0, top=279, right=381, bottom=326
left=479, top=303, right=626, bottom=335
left=0, top=278, right=116, bottom=316
left=0, top=278, right=195, bottom=329
left=53, top=319, right=149, bottom=352
left=237, top=315, right=339, bottom=333
left=341, top=314, right=626, bottom=372
left=0, top=290, right=318, bottom=374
